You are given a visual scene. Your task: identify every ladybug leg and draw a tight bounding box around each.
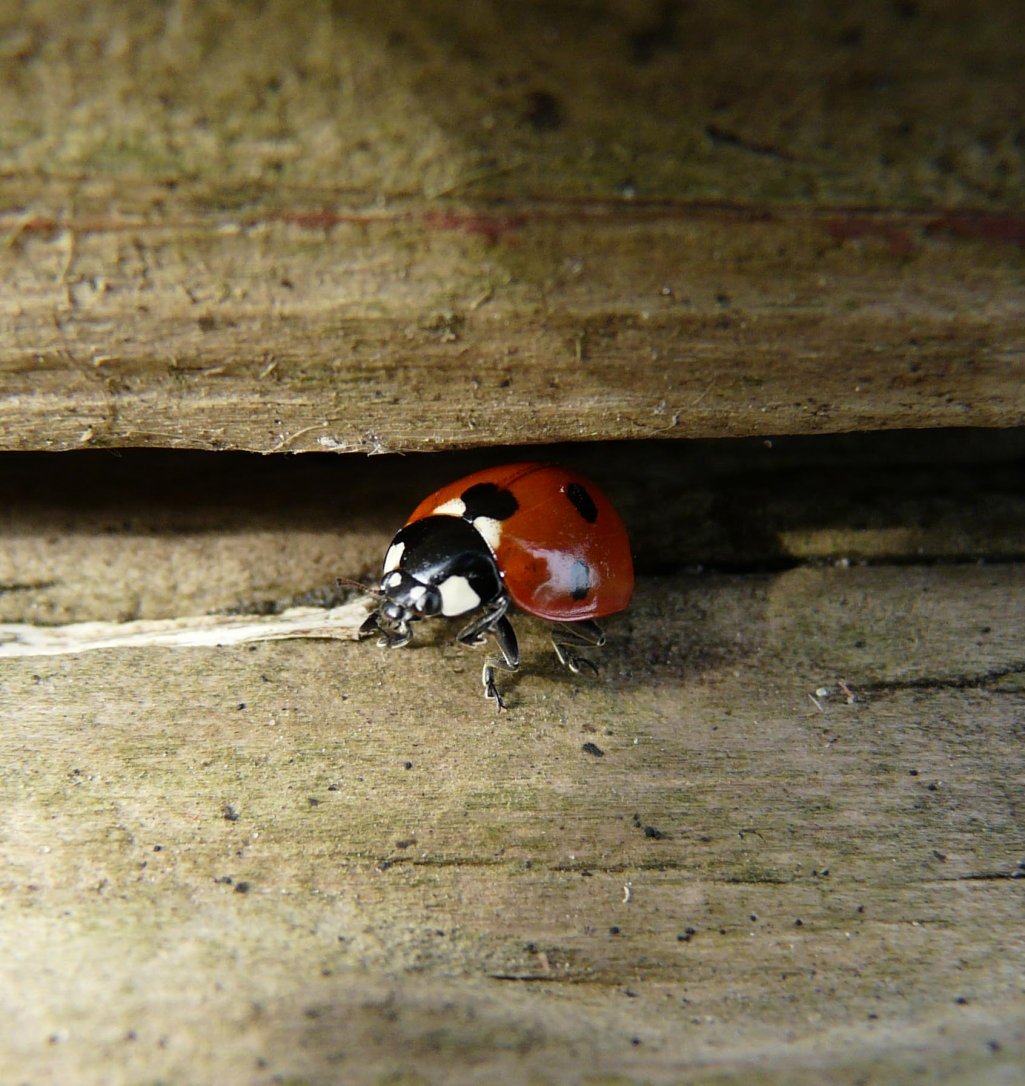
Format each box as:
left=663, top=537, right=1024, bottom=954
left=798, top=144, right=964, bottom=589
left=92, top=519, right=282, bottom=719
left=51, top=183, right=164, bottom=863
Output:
left=359, top=609, right=413, bottom=649
left=455, top=593, right=510, bottom=648
left=456, top=596, right=520, bottom=710
left=551, top=620, right=606, bottom=676
left=379, top=625, right=413, bottom=649
left=480, top=616, right=520, bottom=711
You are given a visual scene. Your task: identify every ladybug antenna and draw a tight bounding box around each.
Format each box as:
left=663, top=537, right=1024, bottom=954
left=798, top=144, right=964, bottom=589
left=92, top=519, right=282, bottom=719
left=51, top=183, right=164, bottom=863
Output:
left=336, top=575, right=381, bottom=599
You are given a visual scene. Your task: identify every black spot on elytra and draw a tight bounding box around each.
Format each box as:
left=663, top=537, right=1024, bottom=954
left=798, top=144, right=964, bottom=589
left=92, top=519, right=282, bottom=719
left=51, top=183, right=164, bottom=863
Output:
left=569, top=559, right=591, bottom=601
left=461, top=482, right=519, bottom=522
left=565, top=482, right=598, bottom=523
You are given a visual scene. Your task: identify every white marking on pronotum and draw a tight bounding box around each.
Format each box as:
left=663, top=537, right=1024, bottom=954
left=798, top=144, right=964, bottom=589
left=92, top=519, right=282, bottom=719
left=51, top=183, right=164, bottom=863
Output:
left=432, top=497, right=466, bottom=517
left=0, top=602, right=373, bottom=659
left=437, top=575, right=481, bottom=617
left=471, top=516, right=502, bottom=554
left=427, top=499, right=502, bottom=556
left=383, top=570, right=403, bottom=590
left=383, top=542, right=405, bottom=573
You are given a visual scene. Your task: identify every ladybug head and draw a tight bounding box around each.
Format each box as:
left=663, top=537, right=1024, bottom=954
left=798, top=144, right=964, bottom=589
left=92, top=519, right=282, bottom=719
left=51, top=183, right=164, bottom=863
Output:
left=359, top=515, right=505, bottom=649
left=362, top=569, right=443, bottom=647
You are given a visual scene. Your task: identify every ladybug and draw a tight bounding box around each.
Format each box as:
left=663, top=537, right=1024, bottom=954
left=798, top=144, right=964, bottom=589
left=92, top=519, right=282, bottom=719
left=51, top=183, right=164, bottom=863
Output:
left=359, top=462, right=633, bottom=709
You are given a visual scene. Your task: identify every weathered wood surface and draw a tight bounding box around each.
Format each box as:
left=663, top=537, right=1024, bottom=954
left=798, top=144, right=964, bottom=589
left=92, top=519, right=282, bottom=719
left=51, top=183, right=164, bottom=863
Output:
left=2, top=0, right=1024, bottom=453
left=1, top=565, right=1023, bottom=1084
left=1, top=438, right=1024, bottom=1083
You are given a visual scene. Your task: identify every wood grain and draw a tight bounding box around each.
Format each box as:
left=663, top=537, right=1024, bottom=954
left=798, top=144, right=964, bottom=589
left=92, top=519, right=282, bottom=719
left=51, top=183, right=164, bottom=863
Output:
left=1, top=563, right=1022, bottom=1083
left=2, top=0, right=1024, bottom=453
left=3, top=195, right=1024, bottom=452
left=1, top=436, right=1024, bottom=1081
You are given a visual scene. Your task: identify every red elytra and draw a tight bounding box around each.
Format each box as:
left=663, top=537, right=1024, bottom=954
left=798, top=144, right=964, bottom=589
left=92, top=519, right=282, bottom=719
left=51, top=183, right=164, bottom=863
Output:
left=405, top=462, right=634, bottom=621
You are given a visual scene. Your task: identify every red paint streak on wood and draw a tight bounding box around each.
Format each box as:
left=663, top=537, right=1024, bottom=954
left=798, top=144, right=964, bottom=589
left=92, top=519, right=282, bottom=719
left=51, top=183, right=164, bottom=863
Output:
left=3, top=205, right=1022, bottom=253
left=268, top=209, right=400, bottom=229
left=926, top=213, right=1025, bottom=249
left=10, top=216, right=61, bottom=235
left=422, top=209, right=526, bottom=243
left=827, top=217, right=916, bottom=258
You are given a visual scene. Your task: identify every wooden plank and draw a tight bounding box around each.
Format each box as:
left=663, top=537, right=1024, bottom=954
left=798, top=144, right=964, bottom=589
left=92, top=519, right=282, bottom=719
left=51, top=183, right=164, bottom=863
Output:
left=1, top=562, right=1023, bottom=1083
left=0, top=430, right=1023, bottom=1083
left=2, top=0, right=1024, bottom=452
left=3, top=193, right=1023, bottom=452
